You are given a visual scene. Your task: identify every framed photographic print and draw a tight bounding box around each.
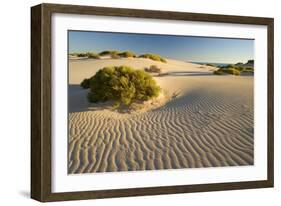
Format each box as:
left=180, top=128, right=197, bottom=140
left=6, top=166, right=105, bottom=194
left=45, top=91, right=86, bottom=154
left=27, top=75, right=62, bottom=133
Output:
left=31, top=3, right=274, bottom=202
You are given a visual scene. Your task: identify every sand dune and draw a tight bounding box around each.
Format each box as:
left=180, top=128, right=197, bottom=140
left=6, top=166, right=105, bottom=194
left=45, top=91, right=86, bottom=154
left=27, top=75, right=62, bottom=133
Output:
left=68, top=58, right=253, bottom=174
left=69, top=58, right=213, bottom=84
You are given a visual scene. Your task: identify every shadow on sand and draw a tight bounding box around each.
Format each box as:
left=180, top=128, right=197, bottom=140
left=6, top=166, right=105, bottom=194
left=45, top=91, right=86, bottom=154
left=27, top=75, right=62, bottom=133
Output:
left=68, top=85, right=91, bottom=113
left=158, top=71, right=213, bottom=77
left=68, top=85, right=148, bottom=114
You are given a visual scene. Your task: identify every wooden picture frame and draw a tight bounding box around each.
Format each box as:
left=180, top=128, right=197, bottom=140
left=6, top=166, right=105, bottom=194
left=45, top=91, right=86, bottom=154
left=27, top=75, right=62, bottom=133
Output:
left=31, top=3, right=274, bottom=202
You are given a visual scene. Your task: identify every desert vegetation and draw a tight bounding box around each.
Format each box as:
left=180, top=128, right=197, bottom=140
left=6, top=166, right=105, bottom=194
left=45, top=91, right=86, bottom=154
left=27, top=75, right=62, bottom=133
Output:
left=98, top=50, right=121, bottom=59
left=77, top=53, right=88, bottom=57
left=213, top=68, right=241, bottom=75
left=213, top=63, right=254, bottom=75
left=98, top=50, right=136, bottom=58
left=80, top=78, right=91, bottom=89
left=243, top=67, right=254, bottom=73
left=70, top=51, right=167, bottom=63
left=81, top=66, right=161, bottom=108
left=118, top=51, right=137, bottom=58
left=144, top=65, right=162, bottom=73
left=86, top=52, right=100, bottom=59
left=98, top=50, right=120, bottom=56
left=70, top=50, right=167, bottom=62
left=138, top=53, right=167, bottom=63
left=70, top=52, right=99, bottom=59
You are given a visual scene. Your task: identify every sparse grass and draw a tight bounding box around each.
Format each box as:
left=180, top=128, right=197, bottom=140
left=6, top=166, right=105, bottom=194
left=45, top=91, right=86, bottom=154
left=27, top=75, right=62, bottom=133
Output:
left=139, top=53, right=167, bottom=63
left=145, top=65, right=162, bottom=73
left=222, top=64, right=253, bottom=71
left=70, top=52, right=99, bottom=59
left=213, top=68, right=241, bottom=76
left=86, top=52, right=100, bottom=59
left=77, top=53, right=88, bottom=57
left=99, top=50, right=120, bottom=57
left=242, top=68, right=254, bottom=74
left=83, top=66, right=161, bottom=108
left=70, top=51, right=168, bottom=63
left=118, top=51, right=137, bottom=58
left=244, top=67, right=254, bottom=72
left=233, top=66, right=244, bottom=72
left=215, top=64, right=254, bottom=76
left=213, top=70, right=224, bottom=75
left=224, top=64, right=235, bottom=68
left=224, top=68, right=241, bottom=75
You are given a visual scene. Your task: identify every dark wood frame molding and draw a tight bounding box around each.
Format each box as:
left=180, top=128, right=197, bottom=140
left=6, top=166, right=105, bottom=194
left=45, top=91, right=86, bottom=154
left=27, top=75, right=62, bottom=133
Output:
left=31, top=3, right=274, bottom=202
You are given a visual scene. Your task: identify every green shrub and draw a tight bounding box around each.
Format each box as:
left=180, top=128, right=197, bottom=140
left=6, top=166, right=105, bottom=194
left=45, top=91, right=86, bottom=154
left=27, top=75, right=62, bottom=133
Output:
left=99, top=50, right=120, bottom=56
left=234, top=66, right=244, bottom=71
left=118, top=51, right=136, bottom=58
left=77, top=53, right=88, bottom=57
left=220, top=64, right=255, bottom=74
left=86, top=52, right=100, bottom=59
left=213, top=68, right=241, bottom=76
left=242, top=68, right=254, bottom=74
left=80, top=78, right=91, bottom=89
left=85, top=66, right=161, bottom=107
left=213, top=70, right=224, bottom=75
left=224, top=64, right=235, bottom=68
left=243, top=67, right=254, bottom=72
left=139, top=53, right=167, bottom=63
left=224, top=68, right=241, bottom=75
left=145, top=65, right=162, bottom=73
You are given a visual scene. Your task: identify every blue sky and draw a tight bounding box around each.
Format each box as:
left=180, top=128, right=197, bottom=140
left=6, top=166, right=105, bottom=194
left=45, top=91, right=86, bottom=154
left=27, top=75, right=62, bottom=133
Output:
left=69, top=30, right=254, bottom=64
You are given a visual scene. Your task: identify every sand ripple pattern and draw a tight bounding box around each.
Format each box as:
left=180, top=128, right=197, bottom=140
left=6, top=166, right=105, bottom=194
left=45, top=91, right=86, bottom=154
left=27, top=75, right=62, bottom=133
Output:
left=68, top=85, right=254, bottom=174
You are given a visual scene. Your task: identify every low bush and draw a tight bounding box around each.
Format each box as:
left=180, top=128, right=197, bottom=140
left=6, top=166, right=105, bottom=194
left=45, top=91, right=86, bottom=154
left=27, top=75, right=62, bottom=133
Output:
left=139, top=53, right=167, bottom=63
left=71, top=52, right=100, bottom=58
left=233, top=66, right=244, bottom=71
left=213, top=70, right=224, bottom=75
left=223, top=64, right=236, bottom=69
left=243, top=67, right=254, bottom=72
left=80, top=78, right=91, bottom=89
left=77, top=53, right=88, bottom=57
left=145, top=65, right=162, bottom=73
left=213, top=68, right=241, bottom=76
left=99, top=50, right=120, bottom=57
left=86, top=52, right=100, bottom=59
left=118, top=51, right=136, bottom=58
left=222, top=64, right=244, bottom=71
left=224, top=68, right=241, bottom=75
left=83, top=66, right=161, bottom=107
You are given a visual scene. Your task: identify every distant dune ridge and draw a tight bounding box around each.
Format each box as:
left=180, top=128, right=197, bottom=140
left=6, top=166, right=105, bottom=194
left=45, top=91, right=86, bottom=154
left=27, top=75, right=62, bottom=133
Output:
left=68, top=57, right=254, bottom=174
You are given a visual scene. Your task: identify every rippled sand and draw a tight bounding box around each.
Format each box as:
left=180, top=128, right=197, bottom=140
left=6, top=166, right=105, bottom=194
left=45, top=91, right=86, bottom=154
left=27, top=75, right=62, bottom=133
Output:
left=68, top=58, right=253, bottom=174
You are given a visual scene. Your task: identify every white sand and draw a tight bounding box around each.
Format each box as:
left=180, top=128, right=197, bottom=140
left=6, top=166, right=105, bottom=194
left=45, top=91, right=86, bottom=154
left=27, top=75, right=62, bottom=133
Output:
left=68, top=58, right=254, bottom=174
